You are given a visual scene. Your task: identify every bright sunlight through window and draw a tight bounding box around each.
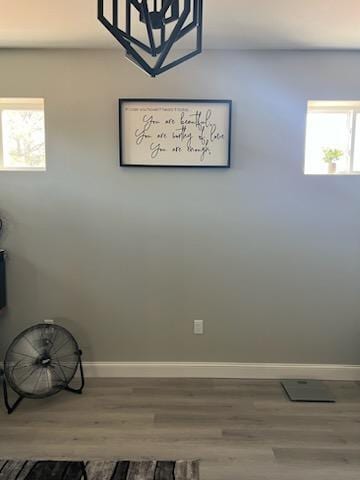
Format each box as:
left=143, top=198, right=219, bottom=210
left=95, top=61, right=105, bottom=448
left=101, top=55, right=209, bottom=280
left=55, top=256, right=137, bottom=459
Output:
left=305, top=101, right=360, bottom=175
left=0, top=98, right=46, bottom=171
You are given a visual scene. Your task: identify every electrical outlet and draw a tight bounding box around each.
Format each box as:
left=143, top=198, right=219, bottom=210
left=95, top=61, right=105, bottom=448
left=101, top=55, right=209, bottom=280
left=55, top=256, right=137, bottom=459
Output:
left=194, top=319, right=204, bottom=335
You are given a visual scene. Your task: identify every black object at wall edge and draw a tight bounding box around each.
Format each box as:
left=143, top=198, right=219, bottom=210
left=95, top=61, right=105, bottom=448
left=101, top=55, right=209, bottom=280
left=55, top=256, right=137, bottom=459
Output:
left=0, top=251, right=6, bottom=310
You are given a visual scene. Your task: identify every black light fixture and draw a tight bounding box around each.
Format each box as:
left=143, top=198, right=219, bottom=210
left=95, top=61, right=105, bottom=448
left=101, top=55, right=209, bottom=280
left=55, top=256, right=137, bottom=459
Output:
left=98, top=0, right=204, bottom=77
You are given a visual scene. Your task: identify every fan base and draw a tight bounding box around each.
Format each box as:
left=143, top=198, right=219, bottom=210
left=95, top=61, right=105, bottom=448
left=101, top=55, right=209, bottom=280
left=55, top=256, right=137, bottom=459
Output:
left=1, top=354, right=85, bottom=415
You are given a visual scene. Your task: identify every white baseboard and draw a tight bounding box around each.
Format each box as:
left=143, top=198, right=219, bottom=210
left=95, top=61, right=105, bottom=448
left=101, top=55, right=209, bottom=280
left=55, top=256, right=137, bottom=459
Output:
left=83, top=362, right=360, bottom=381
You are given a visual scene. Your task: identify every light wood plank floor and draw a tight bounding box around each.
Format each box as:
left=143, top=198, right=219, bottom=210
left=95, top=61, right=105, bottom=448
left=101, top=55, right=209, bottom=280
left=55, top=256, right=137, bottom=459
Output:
left=1, top=379, right=360, bottom=480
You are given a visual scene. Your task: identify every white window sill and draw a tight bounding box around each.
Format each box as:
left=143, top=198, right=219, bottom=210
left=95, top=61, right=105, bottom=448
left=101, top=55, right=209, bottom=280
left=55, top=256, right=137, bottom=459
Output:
left=0, top=168, right=46, bottom=172
left=304, top=172, right=360, bottom=176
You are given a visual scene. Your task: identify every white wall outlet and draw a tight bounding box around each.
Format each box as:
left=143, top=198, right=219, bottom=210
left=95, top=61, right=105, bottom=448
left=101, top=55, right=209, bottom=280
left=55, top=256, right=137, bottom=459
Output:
left=44, top=319, right=55, bottom=324
left=194, top=319, right=204, bottom=335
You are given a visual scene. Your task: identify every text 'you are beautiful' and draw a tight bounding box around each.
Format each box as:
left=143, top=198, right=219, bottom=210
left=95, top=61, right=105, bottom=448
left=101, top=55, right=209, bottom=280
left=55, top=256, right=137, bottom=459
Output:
left=133, top=108, right=225, bottom=162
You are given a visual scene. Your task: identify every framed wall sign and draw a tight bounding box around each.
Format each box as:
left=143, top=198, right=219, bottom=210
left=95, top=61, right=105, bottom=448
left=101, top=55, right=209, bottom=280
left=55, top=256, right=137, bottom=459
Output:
left=119, top=99, right=232, bottom=168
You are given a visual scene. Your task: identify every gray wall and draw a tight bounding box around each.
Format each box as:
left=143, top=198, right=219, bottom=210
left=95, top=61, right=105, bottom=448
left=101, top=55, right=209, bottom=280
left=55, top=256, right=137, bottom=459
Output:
left=0, top=49, right=360, bottom=364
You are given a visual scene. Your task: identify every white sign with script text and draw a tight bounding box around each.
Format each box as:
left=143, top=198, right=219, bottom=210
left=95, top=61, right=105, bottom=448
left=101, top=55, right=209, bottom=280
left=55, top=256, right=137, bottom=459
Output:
left=120, top=100, right=231, bottom=167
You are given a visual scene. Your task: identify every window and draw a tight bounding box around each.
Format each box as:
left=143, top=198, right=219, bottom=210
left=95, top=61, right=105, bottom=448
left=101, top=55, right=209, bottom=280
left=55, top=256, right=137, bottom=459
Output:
left=0, top=98, right=46, bottom=171
left=304, top=101, right=360, bottom=175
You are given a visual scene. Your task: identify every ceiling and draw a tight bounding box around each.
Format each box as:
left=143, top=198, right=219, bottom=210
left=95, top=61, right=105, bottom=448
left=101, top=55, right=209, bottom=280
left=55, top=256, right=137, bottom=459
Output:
left=1, top=0, right=360, bottom=50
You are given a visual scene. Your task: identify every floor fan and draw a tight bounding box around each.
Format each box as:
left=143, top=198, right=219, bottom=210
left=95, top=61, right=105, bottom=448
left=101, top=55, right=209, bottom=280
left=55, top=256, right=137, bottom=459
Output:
left=1, top=323, right=85, bottom=414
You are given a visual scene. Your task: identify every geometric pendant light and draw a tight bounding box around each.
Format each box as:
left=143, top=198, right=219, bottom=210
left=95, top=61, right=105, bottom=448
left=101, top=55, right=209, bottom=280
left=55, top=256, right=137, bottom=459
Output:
left=98, top=0, right=204, bottom=77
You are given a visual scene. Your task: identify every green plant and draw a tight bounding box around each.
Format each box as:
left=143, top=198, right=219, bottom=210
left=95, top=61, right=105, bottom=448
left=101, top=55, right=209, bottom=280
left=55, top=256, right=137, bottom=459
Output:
left=322, top=148, right=344, bottom=164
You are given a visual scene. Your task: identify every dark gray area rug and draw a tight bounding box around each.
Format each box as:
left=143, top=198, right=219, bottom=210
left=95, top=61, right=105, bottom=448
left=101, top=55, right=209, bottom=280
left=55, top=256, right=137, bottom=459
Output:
left=0, top=460, right=199, bottom=480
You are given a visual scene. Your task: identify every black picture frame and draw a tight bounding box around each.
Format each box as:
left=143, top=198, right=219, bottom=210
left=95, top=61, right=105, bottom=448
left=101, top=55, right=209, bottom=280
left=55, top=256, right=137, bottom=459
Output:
left=119, top=98, right=232, bottom=168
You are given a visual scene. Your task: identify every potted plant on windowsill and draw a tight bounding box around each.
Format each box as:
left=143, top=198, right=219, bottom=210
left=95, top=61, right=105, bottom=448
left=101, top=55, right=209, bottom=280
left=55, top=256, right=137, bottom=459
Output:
left=322, top=148, right=344, bottom=174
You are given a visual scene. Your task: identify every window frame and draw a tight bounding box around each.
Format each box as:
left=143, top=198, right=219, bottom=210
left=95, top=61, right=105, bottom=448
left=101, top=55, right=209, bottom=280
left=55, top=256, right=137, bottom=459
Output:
left=0, top=98, right=46, bottom=172
left=305, top=102, right=360, bottom=176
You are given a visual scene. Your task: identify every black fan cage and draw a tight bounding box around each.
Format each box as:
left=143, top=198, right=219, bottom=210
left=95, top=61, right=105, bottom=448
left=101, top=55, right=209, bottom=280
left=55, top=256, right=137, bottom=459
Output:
left=4, top=324, right=82, bottom=400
